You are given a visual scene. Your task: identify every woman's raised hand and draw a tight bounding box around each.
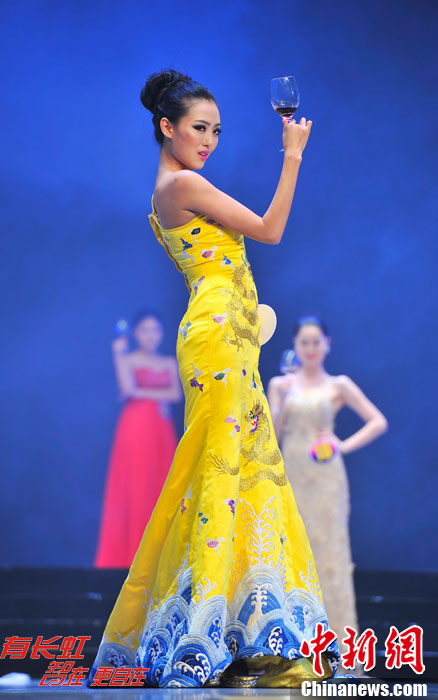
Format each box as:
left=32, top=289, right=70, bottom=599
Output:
left=112, top=336, right=129, bottom=355
left=282, top=116, right=312, bottom=159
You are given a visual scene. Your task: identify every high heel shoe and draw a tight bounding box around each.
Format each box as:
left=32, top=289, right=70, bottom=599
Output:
left=207, top=658, right=265, bottom=688
left=209, top=653, right=335, bottom=689
left=250, top=654, right=334, bottom=688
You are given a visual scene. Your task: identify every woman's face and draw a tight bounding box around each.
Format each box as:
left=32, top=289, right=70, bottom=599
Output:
left=293, top=324, right=330, bottom=369
left=134, top=316, right=163, bottom=353
left=161, top=98, right=221, bottom=169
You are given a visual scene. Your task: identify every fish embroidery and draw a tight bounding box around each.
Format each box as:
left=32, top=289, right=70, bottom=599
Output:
left=197, top=511, right=209, bottom=532
left=201, top=246, right=218, bottom=260
left=212, top=368, right=231, bottom=387
left=190, top=227, right=201, bottom=244
left=206, top=537, right=225, bottom=555
left=180, top=238, right=195, bottom=262
left=221, top=254, right=234, bottom=269
left=193, top=276, right=205, bottom=295
left=181, top=238, right=193, bottom=252
left=212, top=313, right=227, bottom=329
left=190, top=365, right=204, bottom=392
left=225, top=411, right=241, bottom=438
left=224, top=498, right=236, bottom=516
left=179, top=321, right=192, bottom=340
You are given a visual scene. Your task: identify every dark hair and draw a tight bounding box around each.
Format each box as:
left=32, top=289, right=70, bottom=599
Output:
left=131, top=308, right=164, bottom=330
left=293, top=314, right=330, bottom=339
left=140, top=69, right=217, bottom=145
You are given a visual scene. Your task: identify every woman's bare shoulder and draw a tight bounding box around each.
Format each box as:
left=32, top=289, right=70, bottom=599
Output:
left=268, top=374, right=285, bottom=386
left=268, top=374, right=295, bottom=391
left=331, top=374, right=361, bottom=400
left=332, top=373, right=354, bottom=388
left=155, top=170, right=207, bottom=203
left=154, top=171, right=210, bottom=226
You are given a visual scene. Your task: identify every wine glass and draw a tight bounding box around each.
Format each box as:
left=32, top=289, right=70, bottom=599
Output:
left=271, top=76, right=300, bottom=152
left=114, top=319, right=130, bottom=337
left=279, top=348, right=299, bottom=374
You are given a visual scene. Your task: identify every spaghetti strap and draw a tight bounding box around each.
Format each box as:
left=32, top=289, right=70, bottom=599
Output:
left=149, top=194, right=163, bottom=244
left=151, top=193, right=158, bottom=215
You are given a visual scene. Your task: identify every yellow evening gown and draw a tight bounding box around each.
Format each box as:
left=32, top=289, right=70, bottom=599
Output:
left=88, top=196, right=341, bottom=687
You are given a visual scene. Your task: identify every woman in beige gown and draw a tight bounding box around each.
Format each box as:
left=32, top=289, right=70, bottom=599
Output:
left=268, top=315, right=388, bottom=674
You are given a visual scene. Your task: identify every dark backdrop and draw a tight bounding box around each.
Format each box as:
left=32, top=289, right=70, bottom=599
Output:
left=0, top=0, right=436, bottom=568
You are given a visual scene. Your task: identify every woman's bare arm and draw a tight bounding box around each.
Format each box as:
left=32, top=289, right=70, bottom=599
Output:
left=267, top=375, right=289, bottom=442
left=170, top=117, right=312, bottom=245
left=336, top=375, right=389, bottom=455
left=112, top=338, right=135, bottom=398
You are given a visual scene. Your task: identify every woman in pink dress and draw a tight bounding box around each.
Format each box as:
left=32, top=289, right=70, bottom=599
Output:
left=95, top=309, right=182, bottom=568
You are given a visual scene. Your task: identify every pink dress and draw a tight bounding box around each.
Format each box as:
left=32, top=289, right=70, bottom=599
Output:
left=94, top=366, right=178, bottom=567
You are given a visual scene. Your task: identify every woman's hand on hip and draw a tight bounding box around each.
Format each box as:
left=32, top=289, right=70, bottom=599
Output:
left=315, top=429, right=344, bottom=455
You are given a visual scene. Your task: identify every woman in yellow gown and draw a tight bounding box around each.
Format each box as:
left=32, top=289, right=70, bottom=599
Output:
left=88, top=69, right=341, bottom=688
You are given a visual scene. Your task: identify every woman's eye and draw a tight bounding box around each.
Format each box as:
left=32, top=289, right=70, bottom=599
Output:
left=193, top=125, right=222, bottom=135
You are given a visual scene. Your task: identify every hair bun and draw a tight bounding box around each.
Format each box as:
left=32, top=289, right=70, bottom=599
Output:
left=140, top=69, right=191, bottom=114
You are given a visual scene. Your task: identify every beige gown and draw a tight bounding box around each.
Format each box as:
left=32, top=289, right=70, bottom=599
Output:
left=280, top=384, right=360, bottom=669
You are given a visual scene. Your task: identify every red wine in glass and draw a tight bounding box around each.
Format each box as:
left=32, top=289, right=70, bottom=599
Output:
left=271, top=76, right=300, bottom=151
left=274, top=105, right=298, bottom=119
